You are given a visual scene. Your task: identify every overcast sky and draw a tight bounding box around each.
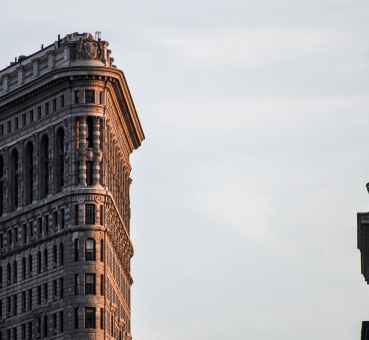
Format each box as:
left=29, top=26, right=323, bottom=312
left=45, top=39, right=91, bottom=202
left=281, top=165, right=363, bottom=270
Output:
left=2, top=1, right=369, bottom=339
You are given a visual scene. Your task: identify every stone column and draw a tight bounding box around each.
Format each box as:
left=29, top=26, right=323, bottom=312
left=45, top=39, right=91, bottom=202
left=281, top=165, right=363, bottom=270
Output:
left=79, top=117, right=87, bottom=186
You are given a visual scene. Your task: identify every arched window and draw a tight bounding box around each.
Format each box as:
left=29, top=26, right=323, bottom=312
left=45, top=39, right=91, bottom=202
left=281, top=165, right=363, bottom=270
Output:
left=9, top=149, right=19, bottom=210
left=55, top=128, right=64, bottom=192
left=24, top=142, right=34, bottom=204
left=0, top=155, right=3, bottom=216
left=85, top=238, right=96, bottom=261
left=39, top=135, right=49, bottom=198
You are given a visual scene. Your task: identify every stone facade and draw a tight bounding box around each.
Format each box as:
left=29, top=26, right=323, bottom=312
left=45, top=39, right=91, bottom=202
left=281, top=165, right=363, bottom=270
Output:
left=0, top=32, right=144, bottom=340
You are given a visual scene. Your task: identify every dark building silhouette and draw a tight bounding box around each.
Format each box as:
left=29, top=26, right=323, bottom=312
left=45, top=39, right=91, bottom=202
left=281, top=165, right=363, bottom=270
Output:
left=0, top=32, right=144, bottom=340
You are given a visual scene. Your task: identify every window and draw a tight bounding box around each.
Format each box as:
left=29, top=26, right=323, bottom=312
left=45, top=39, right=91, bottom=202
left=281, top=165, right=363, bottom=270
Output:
left=37, top=286, right=41, bottom=305
left=52, top=98, right=57, bottom=112
left=74, top=239, right=79, bottom=261
left=60, top=209, right=65, bottom=229
left=86, top=116, right=94, bottom=147
left=59, top=311, right=64, bottom=332
left=30, top=110, right=34, bottom=122
left=100, top=274, right=104, bottom=296
left=100, top=308, right=105, bottom=329
left=39, top=135, right=49, bottom=198
left=99, top=91, right=105, bottom=105
left=22, top=224, right=27, bottom=244
left=22, top=113, right=26, bottom=127
left=85, top=204, right=95, bottom=224
left=29, top=222, right=33, bottom=237
left=22, top=257, right=26, bottom=280
left=14, top=227, right=19, bottom=244
left=0, top=266, right=2, bottom=288
left=59, top=277, right=64, bottom=299
left=60, top=95, right=65, bottom=108
left=0, top=124, right=3, bottom=137
left=85, top=90, right=95, bottom=104
left=15, top=117, right=19, bottom=130
left=43, top=315, right=48, bottom=337
left=86, top=161, right=93, bottom=186
left=13, top=294, right=17, bottom=316
left=37, top=251, right=41, bottom=274
left=37, top=106, right=41, bottom=120
left=53, top=211, right=58, bottom=230
left=0, top=156, right=3, bottom=216
left=55, top=128, right=64, bottom=192
left=28, top=289, right=32, bottom=311
left=53, top=280, right=57, bottom=299
left=53, top=245, right=57, bottom=265
left=85, top=239, right=96, bottom=261
left=7, top=120, right=11, bottom=133
left=38, top=218, right=42, bottom=236
left=85, top=273, right=96, bottom=295
left=44, top=248, right=48, bottom=271
left=45, top=102, right=49, bottom=115
left=36, top=317, right=41, bottom=336
left=100, top=206, right=104, bottom=225
left=13, top=261, right=17, bottom=283
left=100, top=239, right=104, bottom=262
left=6, top=297, right=10, bottom=317
left=6, top=263, right=11, bottom=285
left=28, top=322, right=32, bottom=340
left=59, top=243, right=64, bottom=266
left=74, top=307, right=79, bottom=329
left=28, top=255, right=32, bottom=274
left=9, top=149, right=19, bottom=210
left=52, top=313, right=57, bottom=332
left=12, top=327, right=17, bottom=340
left=21, top=323, right=26, bottom=340
left=44, top=215, right=49, bottom=235
left=74, top=274, right=79, bottom=295
left=7, top=230, right=12, bottom=247
left=85, top=307, right=96, bottom=329
left=43, top=282, right=48, bottom=302
left=22, top=291, right=26, bottom=312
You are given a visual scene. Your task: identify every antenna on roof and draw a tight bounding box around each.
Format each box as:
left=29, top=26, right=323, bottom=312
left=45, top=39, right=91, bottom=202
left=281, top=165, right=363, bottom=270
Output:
left=41, top=44, right=44, bottom=50
left=57, top=34, right=61, bottom=48
left=95, top=31, right=101, bottom=41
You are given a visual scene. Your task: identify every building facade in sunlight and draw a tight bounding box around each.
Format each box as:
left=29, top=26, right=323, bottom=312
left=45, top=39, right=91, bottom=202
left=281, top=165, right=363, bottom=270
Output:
left=0, top=32, right=144, bottom=340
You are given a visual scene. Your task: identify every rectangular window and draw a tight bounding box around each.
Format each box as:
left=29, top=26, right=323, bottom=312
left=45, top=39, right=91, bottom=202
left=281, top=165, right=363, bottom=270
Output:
left=60, top=209, right=65, bottom=229
left=0, top=124, right=3, bottom=137
left=22, top=224, right=27, bottom=244
left=0, top=234, right=3, bottom=248
left=100, top=274, right=104, bottom=296
left=37, top=286, right=41, bottom=305
left=6, top=297, right=10, bottom=317
left=45, top=102, right=49, bottom=115
left=100, top=308, right=105, bottom=329
left=29, top=222, right=33, bottom=237
left=53, top=279, right=57, bottom=299
left=74, top=307, right=79, bottom=329
left=43, top=283, right=48, bottom=302
left=36, top=317, right=41, bottom=336
left=100, top=239, right=104, bottom=262
left=99, top=91, right=105, bottom=105
left=53, top=211, right=58, bottom=230
left=85, top=273, right=96, bottom=295
left=38, top=217, right=42, bottom=236
left=15, top=117, right=19, bottom=130
left=44, top=215, right=49, bottom=235
left=52, top=313, right=57, bottom=332
left=74, top=274, right=79, bottom=295
left=28, top=255, right=32, bottom=274
left=28, top=322, right=32, bottom=340
left=28, top=289, right=32, bottom=311
left=22, top=257, right=26, bottom=280
left=52, top=98, right=57, bottom=112
left=7, top=121, right=11, bottom=133
left=85, top=204, right=95, bottom=224
left=59, top=310, right=64, bottom=332
left=86, top=161, right=94, bottom=186
left=13, top=294, right=17, bottom=316
left=22, top=113, right=26, bottom=127
left=60, top=95, right=65, bottom=108
left=74, top=239, right=79, bottom=261
left=85, top=307, right=96, bottom=329
left=44, top=248, right=48, bottom=271
left=21, top=323, right=26, bottom=340
left=22, top=291, right=26, bottom=312
left=85, top=90, right=95, bottom=104
left=29, top=110, right=34, bottom=122
left=14, top=227, right=18, bottom=243
left=60, top=277, right=64, bottom=299
left=0, top=299, right=2, bottom=319
left=43, top=315, right=48, bottom=337
left=100, top=206, right=104, bottom=225
left=37, top=106, right=41, bottom=120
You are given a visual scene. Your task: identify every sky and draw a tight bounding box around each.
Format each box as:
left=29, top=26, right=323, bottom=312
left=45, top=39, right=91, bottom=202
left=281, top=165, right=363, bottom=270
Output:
left=1, top=0, right=369, bottom=339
